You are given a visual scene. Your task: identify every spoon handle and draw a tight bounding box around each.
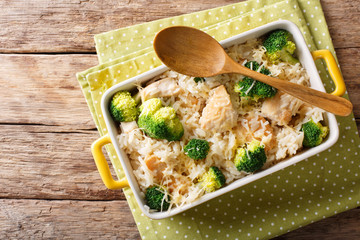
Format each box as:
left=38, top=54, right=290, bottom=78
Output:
left=222, top=57, right=353, bottom=116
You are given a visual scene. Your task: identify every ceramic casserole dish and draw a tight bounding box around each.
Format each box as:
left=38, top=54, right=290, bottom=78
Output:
left=91, top=20, right=345, bottom=219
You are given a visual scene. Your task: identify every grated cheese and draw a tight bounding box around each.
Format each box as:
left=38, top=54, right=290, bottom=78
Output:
left=117, top=38, right=324, bottom=209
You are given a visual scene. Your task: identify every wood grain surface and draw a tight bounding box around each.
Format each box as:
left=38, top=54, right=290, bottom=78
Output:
left=0, top=199, right=139, bottom=239
left=0, top=0, right=359, bottom=239
left=0, top=0, right=359, bottom=53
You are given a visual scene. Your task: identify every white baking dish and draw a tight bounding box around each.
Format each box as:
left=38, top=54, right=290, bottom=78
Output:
left=92, top=20, right=345, bottom=219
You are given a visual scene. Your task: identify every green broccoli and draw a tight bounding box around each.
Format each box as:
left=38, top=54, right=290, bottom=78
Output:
left=194, top=77, right=205, bottom=83
left=184, top=139, right=210, bottom=160
left=199, top=166, right=226, bottom=193
left=263, top=29, right=299, bottom=64
left=301, top=119, right=329, bottom=147
left=138, top=98, right=184, bottom=141
left=145, top=186, right=170, bottom=211
left=109, top=91, right=139, bottom=122
left=234, top=140, right=267, bottom=173
left=244, top=61, right=271, bottom=75
left=234, top=61, right=277, bottom=100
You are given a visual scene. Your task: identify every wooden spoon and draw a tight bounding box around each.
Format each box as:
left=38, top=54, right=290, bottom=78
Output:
left=153, top=26, right=353, bottom=116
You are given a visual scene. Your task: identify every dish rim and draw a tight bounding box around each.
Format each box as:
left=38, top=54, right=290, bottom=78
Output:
left=100, top=20, right=339, bottom=219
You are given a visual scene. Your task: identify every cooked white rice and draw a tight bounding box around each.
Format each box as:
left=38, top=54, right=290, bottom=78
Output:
left=117, top=38, right=326, bottom=209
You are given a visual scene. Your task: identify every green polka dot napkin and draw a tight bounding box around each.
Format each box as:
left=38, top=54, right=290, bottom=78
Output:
left=76, top=0, right=360, bottom=239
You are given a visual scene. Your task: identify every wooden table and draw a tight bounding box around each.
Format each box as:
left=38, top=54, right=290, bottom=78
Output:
left=1, top=0, right=359, bottom=239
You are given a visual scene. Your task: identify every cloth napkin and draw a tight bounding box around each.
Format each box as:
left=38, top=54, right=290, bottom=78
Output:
left=76, top=0, right=360, bottom=239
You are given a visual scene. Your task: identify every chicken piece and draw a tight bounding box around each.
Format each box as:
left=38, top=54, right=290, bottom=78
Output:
left=236, top=114, right=276, bottom=151
left=145, top=155, right=190, bottom=194
left=200, top=85, right=237, bottom=133
left=184, top=94, right=199, bottom=106
left=141, top=78, right=182, bottom=101
left=249, top=115, right=276, bottom=151
left=234, top=123, right=253, bottom=143
left=120, top=121, right=138, bottom=133
left=144, top=155, right=167, bottom=180
left=261, top=91, right=292, bottom=126
left=164, top=175, right=191, bottom=194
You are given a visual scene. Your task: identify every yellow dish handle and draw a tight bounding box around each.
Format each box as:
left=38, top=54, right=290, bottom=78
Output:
left=91, top=134, right=129, bottom=189
left=311, top=49, right=346, bottom=97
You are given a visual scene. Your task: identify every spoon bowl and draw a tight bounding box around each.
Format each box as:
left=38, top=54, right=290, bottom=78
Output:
left=153, top=26, right=352, bottom=116
left=154, top=26, right=227, bottom=77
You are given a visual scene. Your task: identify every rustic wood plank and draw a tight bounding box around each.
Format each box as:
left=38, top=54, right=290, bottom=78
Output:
left=0, top=0, right=238, bottom=53
left=336, top=47, right=360, bottom=109
left=0, top=124, right=125, bottom=200
left=275, top=207, right=360, bottom=239
left=1, top=48, right=359, bottom=129
left=0, top=199, right=140, bottom=240
left=0, top=54, right=98, bottom=129
left=0, top=0, right=358, bottom=53
left=322, top=0, right=360, bottom=49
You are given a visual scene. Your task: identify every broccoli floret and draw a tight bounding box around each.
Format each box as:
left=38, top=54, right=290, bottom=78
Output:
left=234, top=140, right=267, bottom=173
left=138, top=98, right=184, bottom=141
left=244, top=61, right=272, bottom=75
left=234, top=61, right=277, bottom=100
left=109, top=91, right=139, bottom=122
left=199, top=166, right=226, bottom=193
left=301, top=119, right=329, bottom=147
left=234, top=77, right=277, bottom=100
left=145, top=186, right=170, bottom=211
left=263, top=29, right=299, bottom=64
left=184, top=139, right=210, bottom=160
left=194, top=77, right=205, bottom=83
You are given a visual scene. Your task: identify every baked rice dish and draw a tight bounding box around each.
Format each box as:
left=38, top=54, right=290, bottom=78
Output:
left=109, top=30, right=329, bottom=212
